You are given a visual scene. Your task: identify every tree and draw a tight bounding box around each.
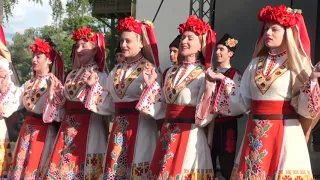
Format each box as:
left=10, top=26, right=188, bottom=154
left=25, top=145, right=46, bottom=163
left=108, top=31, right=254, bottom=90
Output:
left=7, top=0, right=113, bottom=83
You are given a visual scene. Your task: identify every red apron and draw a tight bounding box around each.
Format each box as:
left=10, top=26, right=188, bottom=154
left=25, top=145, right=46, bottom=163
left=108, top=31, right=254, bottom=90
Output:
left=8, top=112, right=50, bottom=180
left=42, top=101, right=104, bottom=180
left=232, top=100, right=298, bottom=180
left=103, top=101, right=140, bottom=179
left=149, top=104, right=214, bottom=180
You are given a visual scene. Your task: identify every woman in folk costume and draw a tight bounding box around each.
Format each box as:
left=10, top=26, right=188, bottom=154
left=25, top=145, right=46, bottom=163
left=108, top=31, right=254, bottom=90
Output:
left=0, top=25, right=21, bottom=179
left=78, top=17, right=163, bottom=179
left=40, top=27, right=111, bottom=180
left=0, top=38, right=65, bottom=179
left=206, top=5, right=320, bottom=179
left=144, top=15, right=216, bottom=180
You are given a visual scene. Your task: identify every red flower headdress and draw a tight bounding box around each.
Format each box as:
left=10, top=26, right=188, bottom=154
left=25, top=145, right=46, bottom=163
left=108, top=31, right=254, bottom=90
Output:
left=71, top=26, right=106, bottom=72
left=257, top=5, right=310, bottom=59
left=30, top=38, right=65, bottom=82
left=116, top=16, right=160, bottom=68
left=178, top=15, right=211, bottom=35
left=178, top=16, right=216, bottom=69
left=72, top=26, right=96, bottom=42
left=30, top=38, right=52, bottom=60
left=117, top=16, right=143, bottom=35
left=258, top=5, right=302, bottom=27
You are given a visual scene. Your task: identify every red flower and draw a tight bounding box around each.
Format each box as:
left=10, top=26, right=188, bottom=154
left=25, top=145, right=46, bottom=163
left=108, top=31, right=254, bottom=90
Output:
left=294, top=176, right=303, bottom=180
left=179, top=15, right=211, bottom=35
left=72, top=26, right=95, bottom=42
left=117, top=16, right=141, bottom=32
left=29, top=38, right=52, bottom=57
left=135, top=167, right=144, bottom=176
left=258, top=5, right=300, bottom=27
left=91, top=158, right=97, bottom=165
left=282, top=175, right=293, bottom=180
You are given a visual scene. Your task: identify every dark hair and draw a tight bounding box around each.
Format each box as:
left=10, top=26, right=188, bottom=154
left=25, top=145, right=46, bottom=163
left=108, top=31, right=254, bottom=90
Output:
left=198, top=51, right=205, bottom=65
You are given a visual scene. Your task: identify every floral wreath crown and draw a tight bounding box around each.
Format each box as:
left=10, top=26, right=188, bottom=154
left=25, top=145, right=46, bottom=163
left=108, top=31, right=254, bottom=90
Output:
left=29, top=38, right=52, bottom=59
left=116, top=16, right=154, bottom=34
left=258, top=5, right=302, bottom=27
left=178, top=15, right=211, bottom=35
left=72, top=26, right=96, bottom=41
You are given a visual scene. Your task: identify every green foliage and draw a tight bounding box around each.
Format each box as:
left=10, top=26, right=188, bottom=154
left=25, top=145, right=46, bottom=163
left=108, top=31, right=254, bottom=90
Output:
left=6, top=0, right=114, bottom=83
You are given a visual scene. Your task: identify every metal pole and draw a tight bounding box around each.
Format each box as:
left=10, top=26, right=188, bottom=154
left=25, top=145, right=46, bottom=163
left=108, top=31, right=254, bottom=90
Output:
left=211, top=0, right=216, bottom=29
left=189, top=0, right=193, bottom=15
left=199, top=0, right=203, bottom=19
left=152, top=0, right=165, bottom=23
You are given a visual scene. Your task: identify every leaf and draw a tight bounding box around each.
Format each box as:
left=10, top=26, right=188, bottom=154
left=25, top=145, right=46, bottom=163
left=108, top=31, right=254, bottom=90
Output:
left=258, top=150, right=268, bottom=160
left=248, top=134, right=254, bottom=143
left=263, top=123, right=271, bottom=133
left=164, top=172, right=169, bottom=179
left=245, top=157, right=251, bottom=167
left=71, top=162, right=75, bottom=169
left=175, top=174, right=180, bottom=180
left=245, top=170, right=251, bottom=179
left=262, top=171, right=266, bottom=180
left=113, top=163, right=118, bottom=171
left=111, top=152, right=116, bottom=159
left=48, top=174, right=57, bottom=180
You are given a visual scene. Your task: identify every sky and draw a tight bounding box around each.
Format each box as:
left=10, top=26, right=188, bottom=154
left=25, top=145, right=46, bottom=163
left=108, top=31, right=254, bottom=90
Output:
left=3, top=0, right=65, bottom=42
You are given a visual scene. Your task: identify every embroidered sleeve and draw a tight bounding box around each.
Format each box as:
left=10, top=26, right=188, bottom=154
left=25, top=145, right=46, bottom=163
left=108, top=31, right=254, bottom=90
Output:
left=195, top=76, right=217, bottom=127
left=136, top=74, right=166, bottom=120
left=297, top=79, right=320, bottom=118
left=43, top=82, right=66, bottom=123
left=212, top=69, right=250, bottom=116
left=0, top=83, right=24, bottom=118
left=77, top=72, right=115, bottom=115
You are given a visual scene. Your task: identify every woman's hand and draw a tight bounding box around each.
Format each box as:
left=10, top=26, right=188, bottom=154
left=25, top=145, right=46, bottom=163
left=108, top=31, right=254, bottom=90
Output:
left=0, top=73, right=9, bottom=94
left=311, top=61, right=320, bottom=82
left=143, top=63, right=158, bottom=88
left=83, top=68, right=98, bottom=87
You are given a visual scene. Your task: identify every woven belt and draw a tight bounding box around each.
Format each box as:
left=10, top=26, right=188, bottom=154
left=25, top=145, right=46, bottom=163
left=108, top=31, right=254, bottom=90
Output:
left=165, top=118, right=195, bottom=124
left=249, top=114, right=298, bottom=120
left=66, top=109, right=91, bottom=114
left=115, top=107, right=139, bottom=114
left=26, top=112, right=42, bottom=120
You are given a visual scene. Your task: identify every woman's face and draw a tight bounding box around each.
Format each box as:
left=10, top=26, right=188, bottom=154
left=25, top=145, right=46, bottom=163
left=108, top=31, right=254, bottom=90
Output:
left=32, top=52, right=51, bottom=72
left=180, top=31, right=201, bottom=57
left=120, top=31, right=143, bottom=58
left=264, top=23, right=286, bottom=49
left=75, top=39, right=96, bottom=65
